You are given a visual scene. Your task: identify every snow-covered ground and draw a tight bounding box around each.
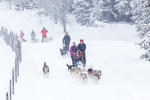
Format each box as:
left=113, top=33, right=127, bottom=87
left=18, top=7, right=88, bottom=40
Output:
left=1, top=1, right=150, bottom=100
left=0, top=38, right=15, bottom=100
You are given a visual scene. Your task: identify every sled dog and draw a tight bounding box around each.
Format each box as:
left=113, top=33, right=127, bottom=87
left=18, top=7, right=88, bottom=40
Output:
left=42, top=65, right=49, bottom=78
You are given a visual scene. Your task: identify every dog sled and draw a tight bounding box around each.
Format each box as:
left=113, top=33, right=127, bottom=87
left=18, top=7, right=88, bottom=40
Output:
left=60, top=48, right=70, bottom=57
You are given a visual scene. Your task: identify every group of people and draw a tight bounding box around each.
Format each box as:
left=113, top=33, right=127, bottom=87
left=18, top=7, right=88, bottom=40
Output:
left=62, top=32, right=86, bottom=67
left=19, top=27, right=48, bottom=42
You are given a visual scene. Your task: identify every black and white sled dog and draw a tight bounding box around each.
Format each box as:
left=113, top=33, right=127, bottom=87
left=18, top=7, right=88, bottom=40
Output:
left=42, top=64, right=49, bottom=78
left=66, top=64, right=83, bottom=73
left=66, top=64, right=87, bottom=80
left=88, top=68, right=102, bottom=80
left=93, top=70, right=102, bottom=80
left=66, top=64, right=81, bottom=74
left=66, top=64, right=73, bottom=71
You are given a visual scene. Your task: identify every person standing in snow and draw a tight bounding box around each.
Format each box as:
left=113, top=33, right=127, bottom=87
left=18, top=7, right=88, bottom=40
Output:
left=31, top=30, right=36, bottom=42
left=70, top=42, right=77, bottom=65
left=20, top=30, right=24, bottom=39
left=9, top=31, right=14, bottom=51
left=76, top=39, right=86, bottom=66
left=41, top=27, right=48, bottom=42
left=20, top=30, right=26, bottom=42
left=63, top=32, right=71, bottom=52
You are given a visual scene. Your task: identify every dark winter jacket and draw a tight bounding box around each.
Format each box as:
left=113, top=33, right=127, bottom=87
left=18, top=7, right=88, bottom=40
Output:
left=70, top=45, right=76, bottom=56
left=63, top=35, right=71, bottom=44
left=77, top=43, right=86, bottom=54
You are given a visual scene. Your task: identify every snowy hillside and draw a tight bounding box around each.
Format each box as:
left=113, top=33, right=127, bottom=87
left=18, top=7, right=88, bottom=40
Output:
left=0, top=1, right=150, bottom=100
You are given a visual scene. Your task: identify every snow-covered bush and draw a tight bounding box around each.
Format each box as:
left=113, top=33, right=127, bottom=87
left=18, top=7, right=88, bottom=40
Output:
left=131, top=0, right=150, bottom=60
left=114, top=0, right=132, bottom=21
left=72, top=0, right=94, bottom=25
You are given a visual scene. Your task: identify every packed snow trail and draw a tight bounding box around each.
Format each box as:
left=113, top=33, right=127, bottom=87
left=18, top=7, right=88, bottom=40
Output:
left=13, top=40, right=102, bottom=100
left=12, top=40, right=150, bottom=100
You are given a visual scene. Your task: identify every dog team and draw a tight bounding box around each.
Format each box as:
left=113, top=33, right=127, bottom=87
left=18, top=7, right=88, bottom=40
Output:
left=43, top=32, right=102, bottom=81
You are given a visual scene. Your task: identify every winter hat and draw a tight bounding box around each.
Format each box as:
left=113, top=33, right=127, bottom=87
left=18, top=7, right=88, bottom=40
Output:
left=44, top=62, right=46, bottom=66
left=73, top=42, right=76, bottom=45
left=80, top=39, right=84, bottom=43
left=65, top=32, right=68, bottom=35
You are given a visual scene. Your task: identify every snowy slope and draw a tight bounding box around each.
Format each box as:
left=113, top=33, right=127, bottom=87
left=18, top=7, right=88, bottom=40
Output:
left=12, top=40, right=150, bottom=100
left=0, top=2, right=150, bottom=100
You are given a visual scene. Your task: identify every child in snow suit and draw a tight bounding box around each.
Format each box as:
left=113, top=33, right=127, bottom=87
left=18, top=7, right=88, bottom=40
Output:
left=72, top=51, right=83, bottom=67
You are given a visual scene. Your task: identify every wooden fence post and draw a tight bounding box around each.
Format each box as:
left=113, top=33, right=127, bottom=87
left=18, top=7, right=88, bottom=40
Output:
left=17, top=59, right=19, bottom=77
left=15, top=60, right=17, bottom=83
left=9, top=80, right=12, bottom=100
left=12, top=68, right=15, bottom=94
left=6, top=92, right=9, bottom=100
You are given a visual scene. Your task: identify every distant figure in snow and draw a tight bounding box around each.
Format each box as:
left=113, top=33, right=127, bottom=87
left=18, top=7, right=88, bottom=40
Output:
left=20, top=30, right=26, bottom=42
left=41, top=27, right=48, bottom=42
left=31, top=30, right=36, bottom=42
left=42, top=62, right=49, bottom=78
left=63, top=32, right=71, bottom=52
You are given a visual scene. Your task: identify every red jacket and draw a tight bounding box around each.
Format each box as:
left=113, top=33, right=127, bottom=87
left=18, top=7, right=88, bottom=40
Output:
left=20, top=31, right=24, bottom=38
left=41, top=29, right=48, bottom=37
